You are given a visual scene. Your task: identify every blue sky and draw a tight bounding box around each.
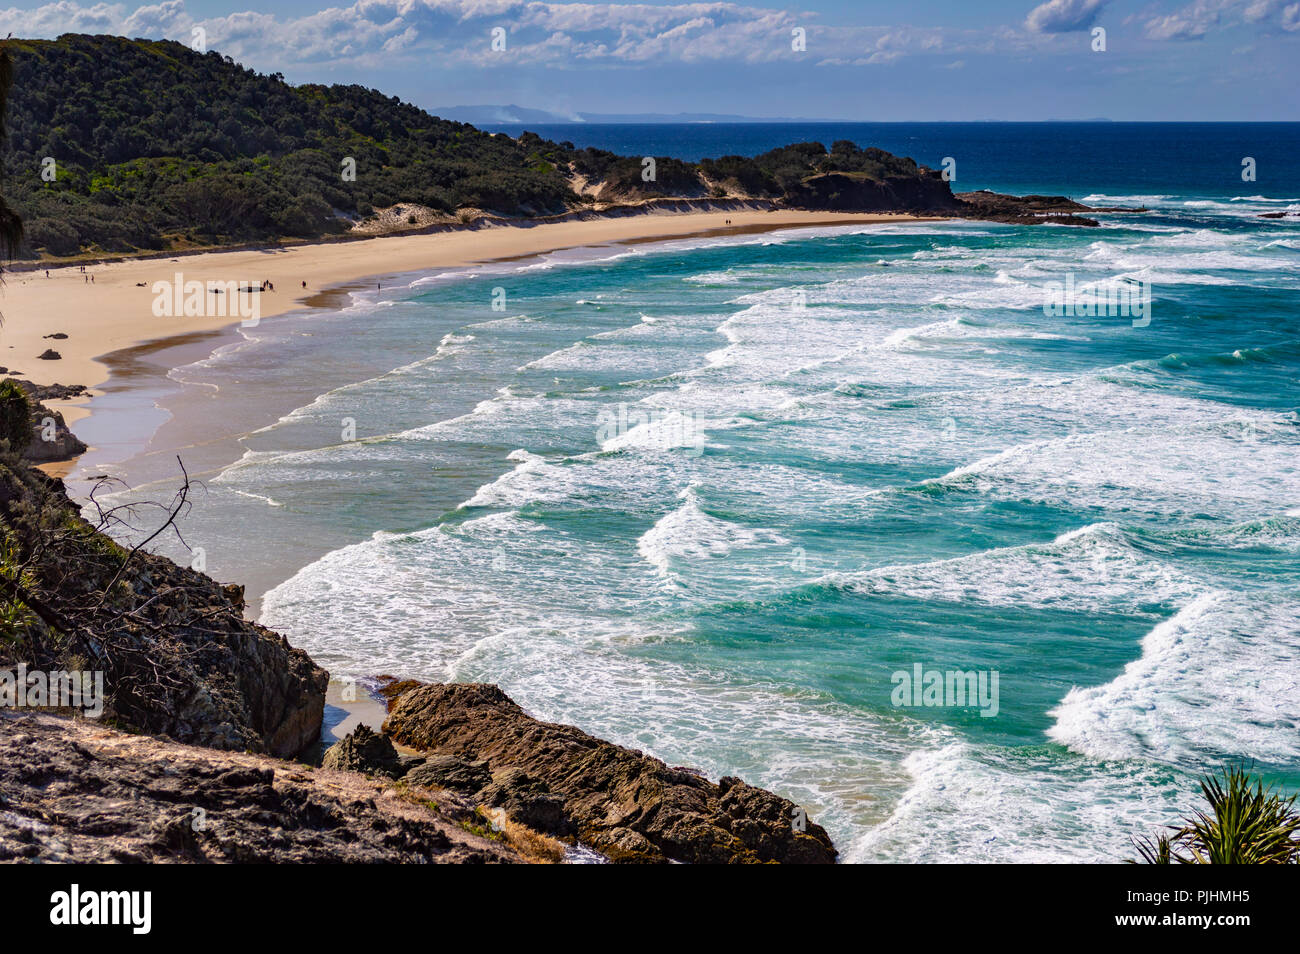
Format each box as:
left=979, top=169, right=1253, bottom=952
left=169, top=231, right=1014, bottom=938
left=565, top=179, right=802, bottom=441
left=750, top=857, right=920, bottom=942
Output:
left=2, top=0, right=1297, bottom=120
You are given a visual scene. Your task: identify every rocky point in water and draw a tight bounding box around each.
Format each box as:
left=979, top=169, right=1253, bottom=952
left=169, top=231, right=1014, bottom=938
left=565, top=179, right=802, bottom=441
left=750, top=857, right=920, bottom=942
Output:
left=380, top=681, right=838, bottom=863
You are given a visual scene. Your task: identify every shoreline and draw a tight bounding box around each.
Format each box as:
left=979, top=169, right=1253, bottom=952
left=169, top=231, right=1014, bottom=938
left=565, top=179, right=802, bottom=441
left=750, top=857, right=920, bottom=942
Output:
left=2, top=209, right=946, bottom=436
left=19, top=208, right=949, bottom=618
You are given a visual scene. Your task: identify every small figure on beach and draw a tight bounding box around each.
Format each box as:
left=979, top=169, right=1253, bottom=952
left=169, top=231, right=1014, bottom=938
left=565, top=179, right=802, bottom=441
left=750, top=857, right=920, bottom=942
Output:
left=301, top=280, right=307, bottom=289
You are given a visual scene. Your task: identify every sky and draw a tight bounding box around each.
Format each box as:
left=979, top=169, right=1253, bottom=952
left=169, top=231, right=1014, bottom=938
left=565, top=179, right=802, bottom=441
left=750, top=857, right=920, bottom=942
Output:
left=0, top=0, right=1297, bottom=120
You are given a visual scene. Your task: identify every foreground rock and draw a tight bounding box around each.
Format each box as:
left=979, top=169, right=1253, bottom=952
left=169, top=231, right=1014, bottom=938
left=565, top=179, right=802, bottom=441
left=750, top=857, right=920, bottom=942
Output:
left=0, top=711, right=518, bottom=863
left=384, top=682, right=837, bottom=864
left=321, top=723, right=402, bottom=777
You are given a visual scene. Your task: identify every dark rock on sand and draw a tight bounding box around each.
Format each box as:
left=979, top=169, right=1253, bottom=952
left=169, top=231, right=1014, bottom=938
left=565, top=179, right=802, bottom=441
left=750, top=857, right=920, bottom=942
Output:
left=36, top=349, right=61, bottom=360
left=321, top=724, right=403, bottom=778
left=384, top=682, right=837, bottom=864
left=22, top=402, right=87, bottom=464
left=18, top=381, right=88, bottom=401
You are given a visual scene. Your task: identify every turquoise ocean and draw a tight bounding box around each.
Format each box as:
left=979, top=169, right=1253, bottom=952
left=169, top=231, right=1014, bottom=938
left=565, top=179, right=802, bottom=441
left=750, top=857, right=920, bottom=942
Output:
left=79, top=124, right=1300, bottom=862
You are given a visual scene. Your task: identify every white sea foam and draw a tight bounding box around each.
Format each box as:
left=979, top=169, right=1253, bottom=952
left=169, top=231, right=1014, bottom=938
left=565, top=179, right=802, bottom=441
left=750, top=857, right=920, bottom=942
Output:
left=831, top=522, right=1200, bottom=614
left=636, top=485, right=790, bottom=580
left=849, top=740, right=1189, bottom=863
left=924, top=417, right=1300, bottom=519
left=1048, top=591, right=1300, bottom=763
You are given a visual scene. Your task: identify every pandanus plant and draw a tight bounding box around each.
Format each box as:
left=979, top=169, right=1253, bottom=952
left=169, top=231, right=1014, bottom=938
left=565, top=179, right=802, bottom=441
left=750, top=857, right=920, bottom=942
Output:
left=1132, top=766, right=1300, bottom=864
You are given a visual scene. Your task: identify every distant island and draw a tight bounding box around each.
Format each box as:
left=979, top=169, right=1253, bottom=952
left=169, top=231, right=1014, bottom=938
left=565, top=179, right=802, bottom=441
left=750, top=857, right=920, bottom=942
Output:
left=4, top=34, right=1101, bottom=262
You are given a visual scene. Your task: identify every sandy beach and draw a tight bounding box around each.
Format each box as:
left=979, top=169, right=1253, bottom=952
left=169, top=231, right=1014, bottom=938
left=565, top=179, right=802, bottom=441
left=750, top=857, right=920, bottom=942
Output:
left=0, top=209, right=939, bottom=430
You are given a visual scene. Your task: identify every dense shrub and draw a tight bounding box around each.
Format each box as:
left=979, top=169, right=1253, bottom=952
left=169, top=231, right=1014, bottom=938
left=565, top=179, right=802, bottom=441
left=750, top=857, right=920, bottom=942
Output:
left=0, top=380, right=31, bottom=454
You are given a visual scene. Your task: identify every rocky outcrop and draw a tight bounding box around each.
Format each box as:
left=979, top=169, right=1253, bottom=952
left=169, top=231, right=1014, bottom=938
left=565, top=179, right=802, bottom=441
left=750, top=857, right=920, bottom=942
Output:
left=321, top=723, right=402, bottom=777
left=384, top=682, right=837, bottom=864
left=0, top=458, right=327, bottom=757
left=954, top=190, right=1100, bottom=226
left=3, top=379, right=89, bottom=464
left=22, top=404, right=86, bottom=463
left=0, top=711, right=518, bottom=863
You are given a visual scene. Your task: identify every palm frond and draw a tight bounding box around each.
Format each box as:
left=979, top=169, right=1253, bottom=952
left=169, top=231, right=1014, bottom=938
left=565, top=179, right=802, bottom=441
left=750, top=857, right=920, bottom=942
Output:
left=1131, top=766, right=1300, bottom=864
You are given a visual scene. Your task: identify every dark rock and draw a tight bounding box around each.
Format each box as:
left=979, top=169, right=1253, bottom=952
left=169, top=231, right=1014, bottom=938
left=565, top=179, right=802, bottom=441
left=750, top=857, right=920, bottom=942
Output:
left=588, top=826, right=660, bottom=863
left=954, top=191, right=1100, bottom=226
left=43, top=333, right=69, bottom=340
left=477, top=767, right=573, bottom=836
left=404, top=753, right=491, bottom=792
left=36, top=349, right=61, bottom=360
left=14, top=381, right=88, bottom=402
left=321, top=725, right=402, bottom=778
left=22, top=403, right=87, bottom=464
left=384, top=682, right=837, bottom=864
left=376, top=675, right=425, bottom=710
left=2, top=380, right=91, bottom=464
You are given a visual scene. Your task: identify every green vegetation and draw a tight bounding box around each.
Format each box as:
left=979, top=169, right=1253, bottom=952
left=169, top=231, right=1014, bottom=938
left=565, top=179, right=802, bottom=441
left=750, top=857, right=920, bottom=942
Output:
left=4, top=35, right=577, bottom=255
left=0, top=46, right=23, bottom=261
left=0, top=380, right=31, bottom=453
left=2, top=35, right=941, bottom=259
left=1132, top=767, right=1300, bottom=864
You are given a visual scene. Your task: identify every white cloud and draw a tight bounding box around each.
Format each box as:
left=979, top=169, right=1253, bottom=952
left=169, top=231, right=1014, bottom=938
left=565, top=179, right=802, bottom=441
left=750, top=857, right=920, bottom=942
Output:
left=1144, top=0, right=1300, bottom=39
left=0, top=0, right=1023, bottom=70
left=1025, top=0, right=1108, bottom=33
left=1, top=0, right=1290, bottom=77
